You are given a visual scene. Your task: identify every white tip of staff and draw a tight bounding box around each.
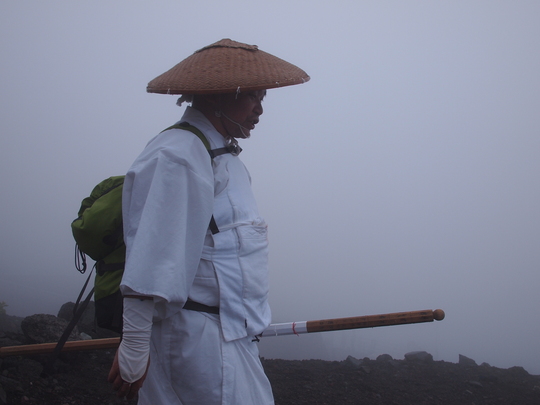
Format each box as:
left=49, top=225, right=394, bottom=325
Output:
left=262, top=321, right=308, bottom=337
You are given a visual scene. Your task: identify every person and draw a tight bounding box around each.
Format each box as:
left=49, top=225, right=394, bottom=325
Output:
left=107, top=38, right=309, bottom=404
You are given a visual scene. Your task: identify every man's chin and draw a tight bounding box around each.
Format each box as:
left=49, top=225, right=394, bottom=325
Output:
left=233, top=128, right=251, bottom=139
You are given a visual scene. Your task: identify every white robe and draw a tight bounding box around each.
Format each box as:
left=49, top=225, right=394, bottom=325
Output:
left=120, top=107, right=273, bottom=404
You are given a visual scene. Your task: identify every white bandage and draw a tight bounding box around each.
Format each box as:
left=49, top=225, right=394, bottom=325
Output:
left=118, top=297, right=154, bottom=383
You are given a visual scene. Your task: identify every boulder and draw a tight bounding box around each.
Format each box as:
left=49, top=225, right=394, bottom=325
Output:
left=57, top=301, right=95, bottom=336
left=458, top=354, right=477, bottom=367
left=404, top=351, right=433, bottom=363
left=344, top=355, right=363, bottom=368
left=57, top=301, right=120, bottom=339
left=376, top=354, right=394, bottom=362
left=20, top=314, right=80, bottom=344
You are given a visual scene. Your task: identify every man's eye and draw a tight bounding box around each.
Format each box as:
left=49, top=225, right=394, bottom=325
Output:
left=247, top=92, right=264, bottom=102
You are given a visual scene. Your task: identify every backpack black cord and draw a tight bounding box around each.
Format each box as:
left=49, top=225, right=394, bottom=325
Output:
left=73, top=264, right=95, bottom=316
left=75, top=244, right=87, bottom=274
left=43, top=282, right=95, bottom=376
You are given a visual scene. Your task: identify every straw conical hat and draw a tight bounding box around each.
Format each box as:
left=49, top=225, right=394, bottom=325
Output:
left=147, top=39, right=310, bottom=95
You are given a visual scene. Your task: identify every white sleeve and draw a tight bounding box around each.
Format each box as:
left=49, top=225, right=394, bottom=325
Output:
left=118, top=297, right=154, bottom=383
left=120, top=144, right=214, bottom=304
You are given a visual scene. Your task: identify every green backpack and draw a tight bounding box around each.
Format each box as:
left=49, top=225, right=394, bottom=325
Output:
left=71, top=122, right=229, bottom=333
left=71, top=175, right=127, bottom=333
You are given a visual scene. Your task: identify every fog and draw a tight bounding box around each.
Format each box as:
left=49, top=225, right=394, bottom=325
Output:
left=1, top=1, right=539, bottom=374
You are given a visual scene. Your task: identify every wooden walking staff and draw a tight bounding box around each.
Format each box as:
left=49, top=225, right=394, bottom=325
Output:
left=0, top=309, right=445, bottom=358
left=261, top=309, right=445, bottom=337
left=0, top=337, right=121, bottom=358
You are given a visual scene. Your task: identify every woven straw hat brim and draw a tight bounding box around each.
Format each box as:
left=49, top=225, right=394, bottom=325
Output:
left=147, top=39, right=310, bottom=95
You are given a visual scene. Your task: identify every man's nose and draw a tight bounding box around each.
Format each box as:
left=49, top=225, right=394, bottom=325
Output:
left=255, top=101, right=263, bottom=115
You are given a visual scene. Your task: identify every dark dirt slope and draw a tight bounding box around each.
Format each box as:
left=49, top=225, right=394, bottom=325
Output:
left=1, top=344, right=539, bottom=405
left=266, top=357, right=540, bottom=405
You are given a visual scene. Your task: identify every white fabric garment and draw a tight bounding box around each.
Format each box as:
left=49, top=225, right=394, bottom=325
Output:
left=120, top=107, right=273, bottom=404
left=138, top=310, right=273, bottom=405
left=118, top=297, right=153, bottom=383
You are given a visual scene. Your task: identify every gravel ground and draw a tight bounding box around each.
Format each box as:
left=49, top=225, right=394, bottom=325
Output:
left=1, top=345, right=539, bottom=405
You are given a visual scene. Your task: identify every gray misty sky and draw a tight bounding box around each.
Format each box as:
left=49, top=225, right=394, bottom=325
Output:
left=1, top=1, right=539, bottom=374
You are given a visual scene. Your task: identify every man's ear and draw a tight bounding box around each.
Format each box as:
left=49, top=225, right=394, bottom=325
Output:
left=211, top=94, right=230, bottom=111
left=193, top=94, right=221, bottom=112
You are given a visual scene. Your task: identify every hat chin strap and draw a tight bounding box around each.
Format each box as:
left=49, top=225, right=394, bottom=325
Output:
left=220, top=111, right=251, bottom=139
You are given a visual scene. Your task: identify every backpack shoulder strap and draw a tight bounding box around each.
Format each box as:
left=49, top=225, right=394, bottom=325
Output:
left=162, top=122, right=240, bottom=158
left=162, top=121, right=212, bottom=150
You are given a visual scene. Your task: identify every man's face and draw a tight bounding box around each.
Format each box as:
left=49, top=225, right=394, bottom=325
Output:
left=220, top=90, right=266, bottom=138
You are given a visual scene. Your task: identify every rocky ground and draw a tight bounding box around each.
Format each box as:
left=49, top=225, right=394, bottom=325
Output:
left=2, top=309, right=540, bottom=405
